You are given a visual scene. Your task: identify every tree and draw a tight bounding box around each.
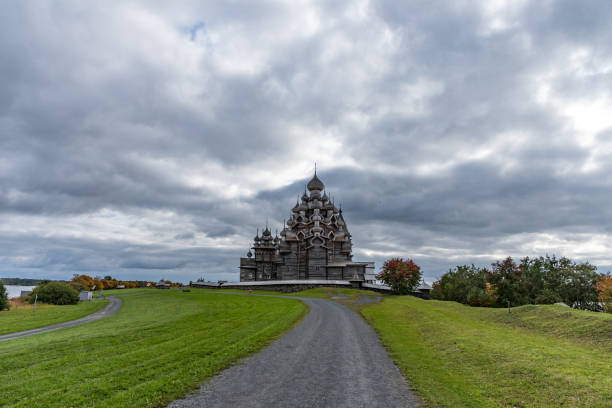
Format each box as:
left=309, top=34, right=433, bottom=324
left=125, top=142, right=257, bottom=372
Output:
left=71, top=275, right=94, bottom=291
left=29, top=282, right=79, bottom=305
left=93, top=279, right=105, bottom=290
left=597, top=274, right=612, bottom=313
left=0, top=281, right=9, bottom=311
left=487, top=257, right=529, bottom=307
left=376, top=258, right=422, bottom=294
left=102, top=278, right=118, bottom=289
left=431, top=264, right=495, bottom=306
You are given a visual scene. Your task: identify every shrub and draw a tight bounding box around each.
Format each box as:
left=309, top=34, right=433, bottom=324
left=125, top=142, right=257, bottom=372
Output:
left=0, top=282, right=9, bottom=311
left=376, top=258, right=422, bottom=294
left=29, top=282, right=79, bottom=305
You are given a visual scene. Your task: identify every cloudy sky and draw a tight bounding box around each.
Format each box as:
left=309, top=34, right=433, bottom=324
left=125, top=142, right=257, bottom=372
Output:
left=2, top=1, right=612, bottom=283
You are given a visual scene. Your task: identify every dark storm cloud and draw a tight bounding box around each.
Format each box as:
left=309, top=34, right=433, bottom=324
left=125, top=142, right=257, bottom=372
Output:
left=1, top=1, right=612, bottom=283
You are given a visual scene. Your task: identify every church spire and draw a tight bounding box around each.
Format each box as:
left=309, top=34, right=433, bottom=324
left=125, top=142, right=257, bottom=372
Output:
left=307, top=168, right=324, bottom=192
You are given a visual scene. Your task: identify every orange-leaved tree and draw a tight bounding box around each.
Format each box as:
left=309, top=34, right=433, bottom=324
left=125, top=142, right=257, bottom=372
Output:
left=376, top=258, right=422, bottom=294
left=596, top=273, right=612, bottom=313
left=71, top=274, right=95, bottom=291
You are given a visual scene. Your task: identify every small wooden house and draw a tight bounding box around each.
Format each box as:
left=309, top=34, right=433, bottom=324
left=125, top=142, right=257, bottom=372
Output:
left=79, top=291, right=93, bottom=301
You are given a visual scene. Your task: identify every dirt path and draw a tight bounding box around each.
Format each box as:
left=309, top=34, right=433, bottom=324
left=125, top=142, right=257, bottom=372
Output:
left=0, top=296, right=122, bottom=342
left=168, top=295, right=420, bottom=408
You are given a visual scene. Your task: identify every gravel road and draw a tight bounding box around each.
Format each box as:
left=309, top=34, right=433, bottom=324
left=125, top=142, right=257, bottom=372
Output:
left=0, top=296, right=122, bottom=342
left=168, top=295, right=420, bottom=408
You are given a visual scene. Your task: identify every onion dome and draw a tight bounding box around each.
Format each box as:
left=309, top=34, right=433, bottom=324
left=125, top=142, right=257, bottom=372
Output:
left=301, top=190, right=309, bottom=201
left=307, top=171, right=325, bottom=191
left=263, top=227, right=271, bottom=237
left=322, top=191, right=328, bottom=202
left=292, top=200, right=300, bottom=212
left=247, top=250, right=253, bottom=258
left=254, top=228, right=260, bottom=241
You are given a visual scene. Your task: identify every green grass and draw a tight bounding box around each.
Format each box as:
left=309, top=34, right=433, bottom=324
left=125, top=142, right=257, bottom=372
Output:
left=186, top=286, right=381, bottom=298
left=361, top=297, right=612, bottom=408
left=288, top=287, right=380, bottom=298
left=0, top=289, right=305, bottom=407
left=0, top=300, right=108, bottom=335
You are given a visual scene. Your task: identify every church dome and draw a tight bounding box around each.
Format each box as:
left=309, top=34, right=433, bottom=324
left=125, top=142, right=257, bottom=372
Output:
left=307, top=172, right=324, bottom=191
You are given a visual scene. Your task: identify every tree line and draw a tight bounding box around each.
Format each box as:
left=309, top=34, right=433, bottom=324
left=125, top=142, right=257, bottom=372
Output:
left=431, top=255, right=612, bottom=312
left=70, top=274, right=154, bottom=291
left=0, top=278, right=46, bottom=286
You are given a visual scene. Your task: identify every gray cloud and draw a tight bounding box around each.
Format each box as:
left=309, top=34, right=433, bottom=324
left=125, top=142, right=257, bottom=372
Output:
left=2, top=1, right=612, bottom=283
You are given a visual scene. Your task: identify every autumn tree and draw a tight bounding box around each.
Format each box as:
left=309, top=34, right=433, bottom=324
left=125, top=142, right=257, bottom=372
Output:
left=93, top=279, right=105, bottom=290
left=71, top=274, right=95, bottom=291
left=102, top=278, right=118, bottom=289
left=377, top=258, right=422, bottom=294
left=596, top=274, right=612, bottom=313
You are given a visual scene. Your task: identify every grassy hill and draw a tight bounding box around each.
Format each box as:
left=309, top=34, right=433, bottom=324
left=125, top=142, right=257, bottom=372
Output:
left=0, top=289, right=305, bottom=407
left=361, top=296, right=612, bottom=408
left=0, top=299, right=108, bottom=335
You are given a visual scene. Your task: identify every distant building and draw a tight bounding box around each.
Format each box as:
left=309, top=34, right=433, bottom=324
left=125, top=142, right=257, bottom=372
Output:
left=415, top=280, right=432, bottom=299
left=155, top=280, right=171, bottom=289
left=20, top=290, right=33, bottom=297
left=240, top=171, right=374, bottom=282
left=79, top=291, right=92, bottom=301
left=117, top=284, right=126, bottom=289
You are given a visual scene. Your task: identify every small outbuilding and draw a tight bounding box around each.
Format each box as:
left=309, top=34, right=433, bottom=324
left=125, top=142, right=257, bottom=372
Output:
left=79, top=291, right=93, bottom=301
left=20, top=290, right=33, bottom=297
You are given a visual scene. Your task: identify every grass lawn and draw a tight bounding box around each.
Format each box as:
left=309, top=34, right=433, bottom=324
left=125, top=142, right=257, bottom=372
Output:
left=0, top=289, right=305, bottom=407
left=186, top=286, right=381, bottom=298
left=288, top=286, right=380, bottom=298
left=0, top=299, right=108, bottom=335
left=361, top=296, right=612, bottom=408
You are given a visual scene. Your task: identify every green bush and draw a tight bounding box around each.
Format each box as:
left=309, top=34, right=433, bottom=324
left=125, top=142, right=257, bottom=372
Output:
left=0, top=282, right=9, bottom=311
left=29, top=282, right=79, bottom=305
left=534, top=289, right=562, bottom=304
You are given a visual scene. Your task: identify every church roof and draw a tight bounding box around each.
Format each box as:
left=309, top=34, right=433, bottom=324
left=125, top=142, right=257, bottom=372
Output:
left=307, top=172, right=325, bottom=191
left=417, top=280, right=432, bottom=291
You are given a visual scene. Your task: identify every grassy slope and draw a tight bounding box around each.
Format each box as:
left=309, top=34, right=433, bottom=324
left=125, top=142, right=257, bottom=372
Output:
left=0, top=289, right=305, bottom=408
left=0, top=300, right=108, bottom=335
left=361, top=297, right=612, bottom=408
